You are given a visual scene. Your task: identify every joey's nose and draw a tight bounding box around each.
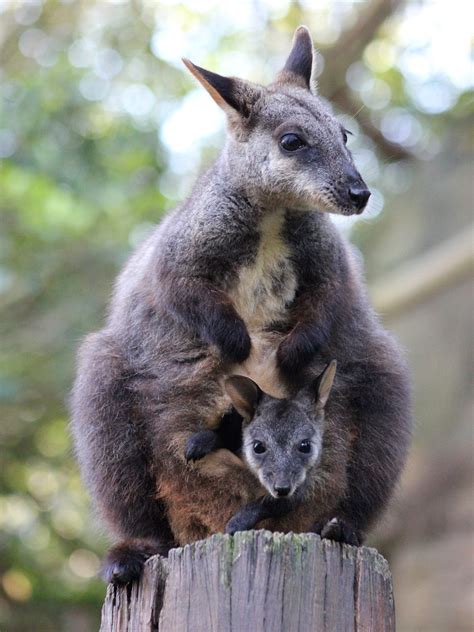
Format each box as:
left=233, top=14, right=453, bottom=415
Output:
left=349, top=186, right=371, bottom=213
left=274, top=485, right=291, bottom=497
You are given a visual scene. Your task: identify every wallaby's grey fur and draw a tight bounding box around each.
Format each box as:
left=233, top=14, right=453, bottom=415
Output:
left=70, top=27, right=412, bottom=585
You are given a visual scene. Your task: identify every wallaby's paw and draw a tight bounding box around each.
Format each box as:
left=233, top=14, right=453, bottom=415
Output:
left=319, top=518, right=360, bottom=546
left=185, top=430, right=219, bottom=462
left=225, top=515, right=253, bottom=535
left=215, top=320, right=251, bottom=364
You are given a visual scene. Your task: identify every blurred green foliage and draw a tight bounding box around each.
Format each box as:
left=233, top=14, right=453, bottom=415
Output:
left=1, top=3, right=177, bottom=628
left=0, top=0, right=471, bottom=629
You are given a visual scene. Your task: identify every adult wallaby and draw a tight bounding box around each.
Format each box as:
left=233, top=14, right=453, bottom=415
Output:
left=70, top=26, right=411, bottom=584
left=187, top=363, right=347, bottom=539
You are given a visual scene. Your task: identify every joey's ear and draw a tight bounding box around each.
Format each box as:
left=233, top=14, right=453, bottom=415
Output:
left=182, top=59, right=262, bottom=125
left=274, top=25, right=314, bottom=90
left=314, top=360, right=337, bottom=410
left=224, top=375, right=262, bottom=421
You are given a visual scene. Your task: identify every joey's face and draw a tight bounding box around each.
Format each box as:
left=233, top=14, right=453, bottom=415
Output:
left=244, top=88, right=370, bottom=215
left=225, top=361, right=336, bottom=499
left=242, top=398, right=323, bottom=498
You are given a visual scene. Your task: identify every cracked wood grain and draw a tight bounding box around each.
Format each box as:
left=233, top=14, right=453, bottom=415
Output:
left=100, top=530, right=395, bottom=632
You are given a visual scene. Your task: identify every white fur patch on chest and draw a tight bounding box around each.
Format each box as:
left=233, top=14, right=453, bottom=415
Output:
left=233, top=331, right=288, bottom=399
left=231, top=209, right=297, bottom=331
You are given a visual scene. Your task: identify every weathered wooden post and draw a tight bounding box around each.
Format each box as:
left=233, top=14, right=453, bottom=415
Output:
left=100, top=530, right=395, bottom=632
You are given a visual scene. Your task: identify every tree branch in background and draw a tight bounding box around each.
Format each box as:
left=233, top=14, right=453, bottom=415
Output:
left=331, top=90, right=411, bottom=161
left=319, top=0, right=403, bottom=95
left=319, top=0, right=411, bottom=160
left=370, top=226, right=474, bottom=318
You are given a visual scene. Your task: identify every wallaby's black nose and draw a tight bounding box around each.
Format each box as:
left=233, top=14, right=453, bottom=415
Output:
left=274, top=485, right=291, bottom=497
left=349, top=186, right=371, bottom=212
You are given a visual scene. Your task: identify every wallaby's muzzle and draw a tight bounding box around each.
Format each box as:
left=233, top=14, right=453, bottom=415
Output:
left=338, top=168, right=371, bottom=214
left=349, top=184, right=371, bottom=214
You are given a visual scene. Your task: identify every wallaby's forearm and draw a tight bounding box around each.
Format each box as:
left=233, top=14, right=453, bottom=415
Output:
left=164, top=276, right=251, bottom=363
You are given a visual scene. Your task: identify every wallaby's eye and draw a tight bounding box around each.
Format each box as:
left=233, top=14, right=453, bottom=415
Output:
left=280, top=133, right=306, bottom=152
left=299, top=440, right=311, bottom=454
left=253, top=441, right=266, bottom=454
left=342, top=128, right=352, bottom=144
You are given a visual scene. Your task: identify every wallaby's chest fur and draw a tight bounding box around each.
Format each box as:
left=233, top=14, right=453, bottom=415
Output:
left=230, top=209, right=297, bottom=332
left=214, top=207, right=297, bottom=399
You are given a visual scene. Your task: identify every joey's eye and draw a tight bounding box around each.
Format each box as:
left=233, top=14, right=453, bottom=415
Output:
left=280, top=133, right=306, bottom=152
left=253, top=441, right=266, bottom=454
left=299, top=440, right=311, bottom=454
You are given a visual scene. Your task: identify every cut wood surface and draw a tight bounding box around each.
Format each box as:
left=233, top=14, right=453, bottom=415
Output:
left=100, top=530, right=395, bottom=632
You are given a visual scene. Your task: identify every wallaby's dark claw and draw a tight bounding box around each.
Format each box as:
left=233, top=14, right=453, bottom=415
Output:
left=319, top=517, right=360, bottom=546
left=101, top=540, right=164, bottom=585
left=102, top=557, right=144, bottom=585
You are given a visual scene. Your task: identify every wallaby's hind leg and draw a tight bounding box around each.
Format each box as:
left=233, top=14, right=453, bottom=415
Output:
left=317, top=359, right=411, bottom=544
left=70, top=332, right=176, bottom=584
left=101, top=538, right=173, bottom=585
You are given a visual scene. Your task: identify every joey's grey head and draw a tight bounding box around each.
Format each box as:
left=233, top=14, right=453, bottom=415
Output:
left=225, top=361, right=337, bottom=498
left=183, top=27, right=370, bottom=215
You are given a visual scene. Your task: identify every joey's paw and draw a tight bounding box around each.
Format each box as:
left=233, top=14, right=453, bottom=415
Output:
left=101, top=547, right=147, bottom=585
left=185, top=430, right=219, bottom=462
left=225, top=515, right=253, bottom=535
left=215, top=320, right=251, bottom=364
left=319, top=518, right=360, bottom=547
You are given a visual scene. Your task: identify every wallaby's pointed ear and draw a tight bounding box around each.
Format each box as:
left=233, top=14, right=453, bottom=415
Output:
left=224, top=375, right=262, bottom=421
left=315, top=360, right=337, bottom=410
left=274, top=25, right=314, bottom=90
left=182, top=58, right=262, bottom=124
